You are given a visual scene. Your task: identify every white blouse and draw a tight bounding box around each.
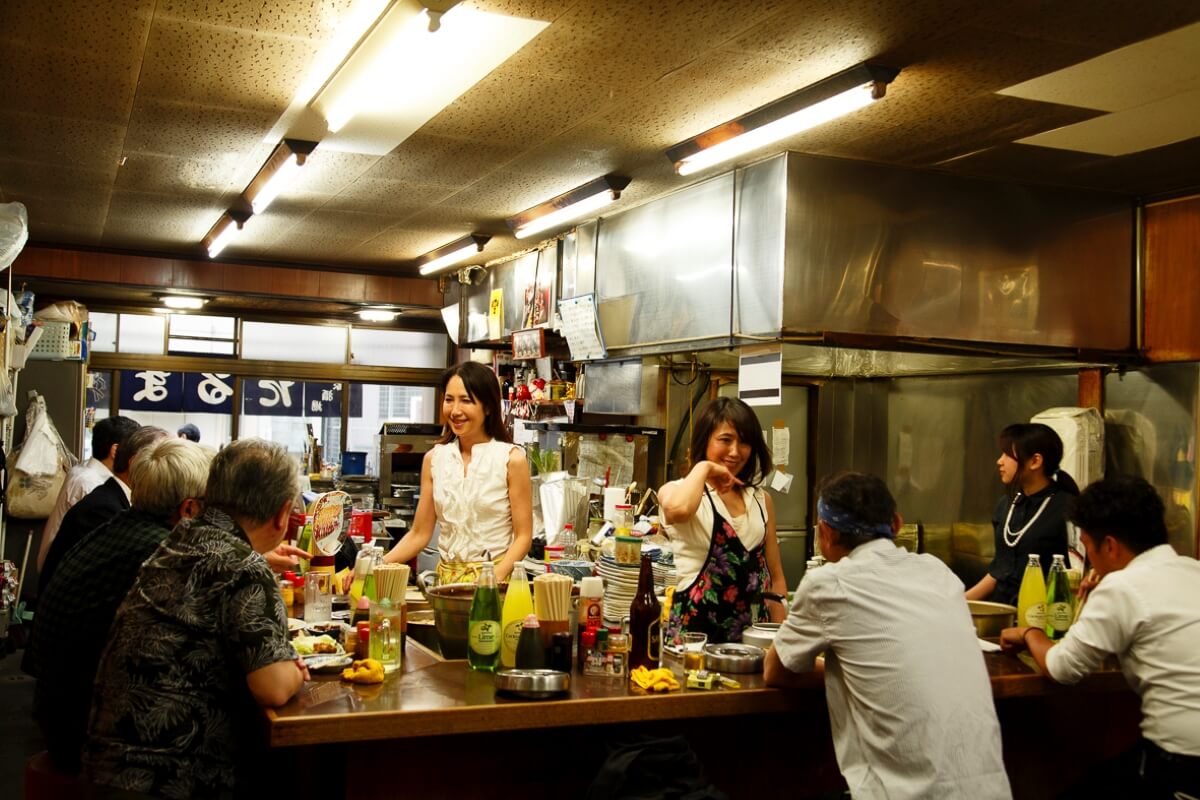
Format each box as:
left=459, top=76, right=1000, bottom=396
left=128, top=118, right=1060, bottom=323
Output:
left=429, top=439, right=521, bottom=563
left=663, top=482, right=767, bottom=590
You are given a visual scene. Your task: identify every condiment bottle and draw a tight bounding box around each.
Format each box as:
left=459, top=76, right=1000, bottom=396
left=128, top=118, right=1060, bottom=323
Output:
left=355, top=621, right=371, bottom=660
left=351, top=595, right=371, bottom=627
left=515, top=614, right=546, bottom=669
left=614, top=504, right=634, bottom=536
left=500, top=564, right=533, bottom=668
left=579, top=577, right=604, bottom=632
left=628, top=554, right=662, bottom=671
left=550, top=631, right=573, bottom=673
left=1045, top=554, right=1074, bottom=640
left=1016, top=553, right=1047, bottom=629
left=279, top=579, right=294, bottom=612
left=467, top=561, right=501, bottom=672
left=580, top=627, right=597, bottom=671
left=605, top=632, right=629, bottom=678
left=292, top=575, right=305, bottom=618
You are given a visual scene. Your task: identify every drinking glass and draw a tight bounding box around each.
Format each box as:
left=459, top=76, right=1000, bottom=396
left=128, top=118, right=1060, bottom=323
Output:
left=304, top=571, right=333, bottom=624
left=683, top=632, right=707, bottom=671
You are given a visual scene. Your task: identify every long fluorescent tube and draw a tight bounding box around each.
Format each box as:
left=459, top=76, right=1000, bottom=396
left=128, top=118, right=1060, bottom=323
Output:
left=667, top=63, right=899, bottom=176
left=162, top=296, right=207, bottom=310
left=416, top=233, right=491, bottom=276
left=507, top=175, right=630, bottom=240
left=246, top=140, right=316, bottom=214
left=202, top=210, right=250, bottom=259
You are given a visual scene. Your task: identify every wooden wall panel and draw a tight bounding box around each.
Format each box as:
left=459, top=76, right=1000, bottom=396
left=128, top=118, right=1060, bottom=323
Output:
left=270, top=266, right=321, bottom=298
left=119, top=253, right=174, bottom=286
left=173, top=259, right=225, bottom=292
left=1145, top=196, right=1200, bottom=361
left=319, top=271, right=365, bottom=302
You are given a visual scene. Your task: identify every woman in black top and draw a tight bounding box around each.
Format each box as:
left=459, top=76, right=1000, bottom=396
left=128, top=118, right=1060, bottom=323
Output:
left=965, top=423, right=1080, bottom=605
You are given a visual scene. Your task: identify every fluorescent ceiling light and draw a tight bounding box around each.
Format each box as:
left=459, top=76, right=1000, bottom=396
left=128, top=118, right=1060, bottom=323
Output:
left=304, top=1, right=548, bottom=155
left=417, top=233, right=491, bottom=276
left=508, top=175, right=630, bottom=240
left=162, top=296, right=207, bottom=310
left=666, top=63, right=899, bottom=176
left=245, top=139, right=317, bottom=214
left=358, top=308, right=398, bottom=322
left=202, top=211, right=250, bottom=259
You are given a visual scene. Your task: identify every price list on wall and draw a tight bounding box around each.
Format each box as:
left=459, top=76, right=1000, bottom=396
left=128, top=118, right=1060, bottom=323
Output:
left=557, top=294, right=607, bottom=361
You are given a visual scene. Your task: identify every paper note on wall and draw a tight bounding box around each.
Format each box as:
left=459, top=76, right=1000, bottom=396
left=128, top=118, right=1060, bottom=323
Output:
left=738, top=346, right=782, bottom=406
left=772, top=425, right=790, bottom=466
left=488, top=288, right=504, bottom=341
left=769, top=468, right=793, bottom=494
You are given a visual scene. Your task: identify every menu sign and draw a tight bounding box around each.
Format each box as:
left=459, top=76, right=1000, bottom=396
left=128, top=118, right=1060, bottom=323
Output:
left=557, top=294, right=606, bottom=361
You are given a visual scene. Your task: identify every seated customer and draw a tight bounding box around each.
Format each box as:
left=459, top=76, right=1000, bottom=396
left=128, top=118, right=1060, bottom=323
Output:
left=37, top=425, right=168, bottom=592
left=765, top=472, right=1011, bottom=800
left=1001, top=475, right=1200, bottom=799
left=27, top=438, right=212, bottom=774
left=85, top=438, right=309, bottom=799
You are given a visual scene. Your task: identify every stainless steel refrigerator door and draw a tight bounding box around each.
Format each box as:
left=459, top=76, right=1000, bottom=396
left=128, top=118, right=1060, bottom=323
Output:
left=776, top=529, right=810, bottom=590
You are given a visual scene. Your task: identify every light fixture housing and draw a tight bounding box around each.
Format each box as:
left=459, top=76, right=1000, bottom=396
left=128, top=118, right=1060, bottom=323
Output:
left=666, top=63, right=899, bottom=176
left=161, top=296, right=208, bottom=310
left=357, top=308, right=398, bottom=322
left=244, top=139, right=318, bottom=214
left=507, top=175, right=631, bottom=240
left=416, top=233, right=491, bottom=276
left=202, top=210, right=251, bottom=259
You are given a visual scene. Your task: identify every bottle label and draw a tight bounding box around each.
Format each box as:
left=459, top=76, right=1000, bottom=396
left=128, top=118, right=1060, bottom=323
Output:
left=469, top=620, right=501, bottom=655
left=1023, top=603, right=1046, bottom=629
left=583, top=600, right=603, bottom=628
left=502, top=621, right=523, bottom=654
left=1047, top=602, right=1072, bottom=631
left=645, top=618, right=661, bottom=661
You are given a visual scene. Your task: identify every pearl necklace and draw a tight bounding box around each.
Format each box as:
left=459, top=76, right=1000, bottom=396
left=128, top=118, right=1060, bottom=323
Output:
left=1003, top=492, right=1052, bottom=548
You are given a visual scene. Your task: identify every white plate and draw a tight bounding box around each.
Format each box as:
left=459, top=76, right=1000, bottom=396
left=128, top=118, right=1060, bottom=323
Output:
left=287, top=618, right=308, bottom=632
left=303, top=654, right=353, bottom=673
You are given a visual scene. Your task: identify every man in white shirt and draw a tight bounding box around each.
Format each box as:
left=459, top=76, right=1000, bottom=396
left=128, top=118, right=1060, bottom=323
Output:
left=36, top=415, right=139, bottom=571
left=1001, top=475, right=1200, bottom=799
left=766, top=472, right=1011, bottom=800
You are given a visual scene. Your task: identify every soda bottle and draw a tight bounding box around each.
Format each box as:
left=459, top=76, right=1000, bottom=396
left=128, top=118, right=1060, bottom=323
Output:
left=559, top=524, right=577, bottom=560
left=467, top=562, right=501, bottom=672
left=628, top=554, right=662, bottom=671
left=500, top=564, right=533, bottom=668
left=1016, top=553, right=1047, bottom=629
left=1045, top=554, right=1074, bottom=640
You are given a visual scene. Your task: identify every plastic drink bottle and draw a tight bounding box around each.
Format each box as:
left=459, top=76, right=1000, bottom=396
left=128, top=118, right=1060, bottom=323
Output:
left=467, top=562, right=501, bottom=672
left=1016, top=553, right=1047, bottom=629
left=1045, top=554, right=1074, bottom=640
left=500, top=564, right=533, bottom=668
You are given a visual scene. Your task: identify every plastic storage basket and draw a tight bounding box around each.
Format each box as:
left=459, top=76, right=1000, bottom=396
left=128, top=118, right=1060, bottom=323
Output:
left=28, top=320, right=77, bottom=361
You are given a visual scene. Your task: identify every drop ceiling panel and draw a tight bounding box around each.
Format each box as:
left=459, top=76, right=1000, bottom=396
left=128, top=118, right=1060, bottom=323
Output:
left=324, top=178, right=457, bottom=217
left=0, top=110, right=125, bottom=173
left=1016, top=89, right=1200, bottom=156
left=104, top=190, right=220, bottom=246
left=365, top=133, right=524, bottom=188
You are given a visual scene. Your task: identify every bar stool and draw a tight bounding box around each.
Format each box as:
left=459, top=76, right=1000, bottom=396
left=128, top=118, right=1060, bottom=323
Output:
left=23, top=751, right=82, bottom=800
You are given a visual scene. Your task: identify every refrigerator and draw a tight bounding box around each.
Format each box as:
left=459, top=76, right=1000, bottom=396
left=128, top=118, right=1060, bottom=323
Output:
left=718, top=383, right=810, bottom=589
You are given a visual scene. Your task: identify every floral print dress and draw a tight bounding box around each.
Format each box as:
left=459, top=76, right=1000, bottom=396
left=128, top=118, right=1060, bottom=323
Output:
left=668, top=487, right=770, bottom=644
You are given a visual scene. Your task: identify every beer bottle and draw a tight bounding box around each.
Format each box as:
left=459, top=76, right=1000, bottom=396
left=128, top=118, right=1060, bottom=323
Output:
left=629, top=554, right=662, bottom=671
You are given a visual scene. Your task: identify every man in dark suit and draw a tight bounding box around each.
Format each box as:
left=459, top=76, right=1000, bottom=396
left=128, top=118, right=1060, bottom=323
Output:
left=37, top=425, right=168, bottom=593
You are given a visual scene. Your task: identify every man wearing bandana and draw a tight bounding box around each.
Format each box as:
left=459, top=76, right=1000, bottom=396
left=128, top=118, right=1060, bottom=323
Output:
left=765, top=472, right=1011, bottom=800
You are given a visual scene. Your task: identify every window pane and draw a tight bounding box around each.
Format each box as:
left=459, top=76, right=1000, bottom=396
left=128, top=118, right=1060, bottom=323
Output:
left=169, top=314, right=236, bottom=338
left=347, top=384, right=437, bottom=475
left=350, top=328, right=448, bottom=368
left=238, top=416, right=341, bottom=466
left=113, top=410, right=233, bottom=449
left=240, top=377, right=342, bottom=466
left=242, top=321, right=346, bottom=363
left=90, top=313, right=118, bottom=353
left=118, top=314, right=165, bottom=354
left=85, top=370, right=113, bottom=460
left=167, top=337, right=236, bottom=356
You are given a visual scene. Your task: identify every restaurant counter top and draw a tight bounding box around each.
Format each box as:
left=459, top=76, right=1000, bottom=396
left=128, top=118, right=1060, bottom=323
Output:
left=265, top=640, right=1132, bottom=749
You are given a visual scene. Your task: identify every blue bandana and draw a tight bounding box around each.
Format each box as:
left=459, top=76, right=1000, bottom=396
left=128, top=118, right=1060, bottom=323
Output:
left=817, top=497, right=895, bottom=540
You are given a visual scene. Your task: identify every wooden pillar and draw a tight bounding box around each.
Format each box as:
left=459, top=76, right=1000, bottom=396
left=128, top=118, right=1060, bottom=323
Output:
left=1078, top=367, right=1104, bottom=412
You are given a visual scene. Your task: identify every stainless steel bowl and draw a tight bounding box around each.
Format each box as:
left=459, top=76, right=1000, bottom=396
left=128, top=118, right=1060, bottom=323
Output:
left=740, top=623, right=779, bottom=649
left=703, top=643, right=766, bottom=673
left=967, top=600, right=1017, bottom=638
left=494, top=669, right=570, bottom=699
left=424, top=583, right=507, bottom=659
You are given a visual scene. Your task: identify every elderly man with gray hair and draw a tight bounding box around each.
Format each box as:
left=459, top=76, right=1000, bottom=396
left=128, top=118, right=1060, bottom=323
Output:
left=27, top=436, right=213, bottom=775
left=85, top=438, right=308, bottom=800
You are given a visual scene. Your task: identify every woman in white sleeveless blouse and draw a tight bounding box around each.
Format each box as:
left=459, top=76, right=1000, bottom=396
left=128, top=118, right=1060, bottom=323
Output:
left=383, top=362, right=532, bottom=584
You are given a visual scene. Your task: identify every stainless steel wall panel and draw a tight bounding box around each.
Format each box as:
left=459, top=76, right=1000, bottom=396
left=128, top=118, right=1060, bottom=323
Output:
left=734, top=156, right=787, bottom=336
left=780, top=154, right=1134, bottom=350
left=595, top=173, right=735, bottom=350
left=561, top=221, right=598, bottom=300
left=584, top=358, right=648, bottom=415
left=463, top=272, right=491, bottom=343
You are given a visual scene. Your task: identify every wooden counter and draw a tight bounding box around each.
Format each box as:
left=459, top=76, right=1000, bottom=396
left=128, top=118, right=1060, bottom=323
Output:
left=264, top=642, right=1139, bottom=799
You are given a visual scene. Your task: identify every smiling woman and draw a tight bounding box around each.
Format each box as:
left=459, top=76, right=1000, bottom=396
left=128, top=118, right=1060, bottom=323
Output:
left=658, top=397, right=789, bottom=645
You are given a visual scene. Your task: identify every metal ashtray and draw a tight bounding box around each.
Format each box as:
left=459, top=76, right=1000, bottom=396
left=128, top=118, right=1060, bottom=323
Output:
left=494, top=669, right=570, bottom=699
left=703, top=643, right=766, bottom=673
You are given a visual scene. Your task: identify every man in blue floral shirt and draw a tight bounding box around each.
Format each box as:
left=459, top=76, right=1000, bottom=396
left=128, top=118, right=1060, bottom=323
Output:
left=85, top=439, right=308, bottom=799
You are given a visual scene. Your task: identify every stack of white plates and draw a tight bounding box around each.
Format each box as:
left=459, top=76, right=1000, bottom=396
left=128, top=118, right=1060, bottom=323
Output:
left=651, top=560, right=678, bottom=593
left=596, top=555, right=641, bottom=624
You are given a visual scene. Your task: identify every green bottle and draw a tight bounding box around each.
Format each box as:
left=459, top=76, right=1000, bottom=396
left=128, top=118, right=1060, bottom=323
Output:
left=467, top=562, right=501, bottom=672
left=1045, top=554, right=1074, bottom=640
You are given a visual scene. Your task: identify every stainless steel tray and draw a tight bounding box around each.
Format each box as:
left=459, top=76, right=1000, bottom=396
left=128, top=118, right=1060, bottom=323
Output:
left=703, top=643, right=765, bottom=673
left=494, top=668, right=570, bottom=699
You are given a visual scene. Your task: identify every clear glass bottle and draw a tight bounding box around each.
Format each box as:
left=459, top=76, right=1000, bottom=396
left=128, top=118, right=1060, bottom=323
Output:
left=1045, top=554, right=1074, bottom=640
left=467, top=562, right=501, bottom=672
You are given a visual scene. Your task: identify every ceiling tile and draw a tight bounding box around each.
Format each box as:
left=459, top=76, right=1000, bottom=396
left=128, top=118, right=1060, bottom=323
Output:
left=324, top=178, right=457, bottom=217
left=0, top=110, right=125, bottom=172
left=972, top=0, right=1200, bottom=50
left=364, top=133, right=523, bottom=188
left=104, top=189, right=221, bottom=246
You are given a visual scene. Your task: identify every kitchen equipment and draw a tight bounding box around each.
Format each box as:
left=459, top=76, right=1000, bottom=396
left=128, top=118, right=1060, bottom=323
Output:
left=702, top=643, right=765, bottom=673
left=968, top=600, right=1017, bottom=638
left=494, top=668, right=570, bottom=699
left=740, top=623, right=779, bottom=650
